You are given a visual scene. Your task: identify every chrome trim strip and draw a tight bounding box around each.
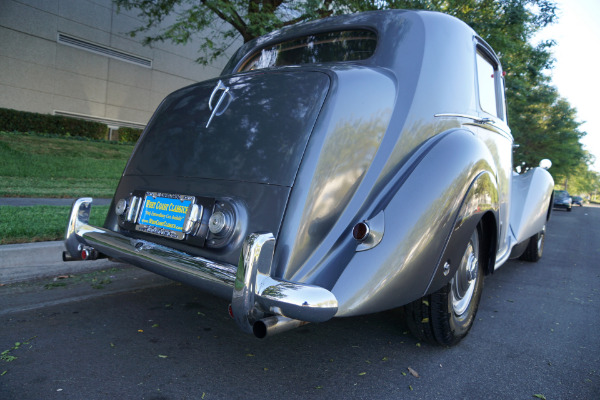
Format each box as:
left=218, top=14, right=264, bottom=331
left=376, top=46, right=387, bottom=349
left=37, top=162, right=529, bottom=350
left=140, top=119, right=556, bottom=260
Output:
left=434, top=113, right=513, bottom=140
left=434, top=113, right=490, bottom=124
left=65, top=198, right=338, bottom=333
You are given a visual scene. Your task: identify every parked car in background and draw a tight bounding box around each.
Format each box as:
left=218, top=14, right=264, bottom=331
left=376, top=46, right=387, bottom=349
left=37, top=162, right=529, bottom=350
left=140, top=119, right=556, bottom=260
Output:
left=571, top=196, right=583, bottom=206
left=554, top=190, right=573, bottom=211
left=64, top=10, right=554, bottom=346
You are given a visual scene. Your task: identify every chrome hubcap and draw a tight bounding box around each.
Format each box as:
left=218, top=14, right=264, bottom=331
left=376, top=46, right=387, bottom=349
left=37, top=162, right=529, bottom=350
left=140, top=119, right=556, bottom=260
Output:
left=451, top=233, right=479, bottom=317
left=537, top=225, right=546, bottom=256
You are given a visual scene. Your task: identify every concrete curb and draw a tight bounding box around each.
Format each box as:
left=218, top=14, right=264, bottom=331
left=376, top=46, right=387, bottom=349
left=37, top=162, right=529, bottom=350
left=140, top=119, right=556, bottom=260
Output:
left=0, top=241, right=118, bottom=284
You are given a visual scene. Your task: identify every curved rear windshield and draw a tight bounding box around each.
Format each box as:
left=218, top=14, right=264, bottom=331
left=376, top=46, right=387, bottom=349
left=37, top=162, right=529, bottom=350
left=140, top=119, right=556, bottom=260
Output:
left=239, top=30, right=377, bottom=72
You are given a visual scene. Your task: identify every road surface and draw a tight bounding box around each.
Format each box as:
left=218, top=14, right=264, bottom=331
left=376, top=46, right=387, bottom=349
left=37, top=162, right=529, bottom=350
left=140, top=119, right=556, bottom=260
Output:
left=1, top=206, right=598, bottom=399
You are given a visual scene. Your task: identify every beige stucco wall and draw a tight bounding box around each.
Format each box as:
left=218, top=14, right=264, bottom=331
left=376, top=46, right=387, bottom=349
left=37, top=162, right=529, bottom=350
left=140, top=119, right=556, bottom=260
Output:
left=0, top=0, right=239, bottom=128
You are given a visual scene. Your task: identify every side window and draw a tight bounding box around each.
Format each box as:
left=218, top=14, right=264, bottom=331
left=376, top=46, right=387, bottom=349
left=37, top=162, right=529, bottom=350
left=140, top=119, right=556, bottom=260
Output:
left=476, top=52, right=498, bottom=118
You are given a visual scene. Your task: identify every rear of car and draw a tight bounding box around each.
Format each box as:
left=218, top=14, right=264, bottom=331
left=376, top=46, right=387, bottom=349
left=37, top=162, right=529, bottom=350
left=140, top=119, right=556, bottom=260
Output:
left=64, top=10, right=554, bottom=345
left=553, top=190, right=572, bottom=211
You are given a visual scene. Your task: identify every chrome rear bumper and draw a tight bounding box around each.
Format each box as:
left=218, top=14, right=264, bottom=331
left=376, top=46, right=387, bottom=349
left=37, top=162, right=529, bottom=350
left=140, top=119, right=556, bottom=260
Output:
left=64, top=198, right=338, bottom=337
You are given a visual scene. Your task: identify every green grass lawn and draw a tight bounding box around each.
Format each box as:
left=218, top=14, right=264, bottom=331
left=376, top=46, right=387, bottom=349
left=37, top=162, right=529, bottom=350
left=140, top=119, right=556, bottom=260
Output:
left=0, top=131, right=133, bottom=198
left=0, top=131, right=133, bottom=244
left=0, top=205, right=109, bottom=244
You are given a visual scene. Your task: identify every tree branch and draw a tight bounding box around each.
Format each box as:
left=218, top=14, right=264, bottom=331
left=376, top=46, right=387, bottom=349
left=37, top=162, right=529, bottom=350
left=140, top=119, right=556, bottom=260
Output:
left=201, top=0, right=252, bottom=41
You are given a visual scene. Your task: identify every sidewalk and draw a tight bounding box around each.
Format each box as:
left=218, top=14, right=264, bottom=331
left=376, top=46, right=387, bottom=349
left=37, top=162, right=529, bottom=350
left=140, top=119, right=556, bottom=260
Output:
left=0, top=197, right=114, bottom=284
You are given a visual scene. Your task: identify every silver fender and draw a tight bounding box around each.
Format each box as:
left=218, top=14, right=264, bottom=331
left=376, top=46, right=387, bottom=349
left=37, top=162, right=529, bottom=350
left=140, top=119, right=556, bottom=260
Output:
left=509, top=167, right=554, bottom=246
left=332, top=129, right=500, bottom=317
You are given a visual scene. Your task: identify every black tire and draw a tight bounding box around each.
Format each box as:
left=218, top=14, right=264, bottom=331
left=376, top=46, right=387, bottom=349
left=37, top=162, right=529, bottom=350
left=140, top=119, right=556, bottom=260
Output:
left=567, top=207, right=572, bottom=212
left=405, top=225, right=484, bottom=346
left=519, top=224, right=545, bottom=262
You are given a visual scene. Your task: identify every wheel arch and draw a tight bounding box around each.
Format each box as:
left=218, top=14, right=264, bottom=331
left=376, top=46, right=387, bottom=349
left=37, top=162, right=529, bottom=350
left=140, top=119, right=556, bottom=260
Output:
left=423, top=171, right=499, bottom=296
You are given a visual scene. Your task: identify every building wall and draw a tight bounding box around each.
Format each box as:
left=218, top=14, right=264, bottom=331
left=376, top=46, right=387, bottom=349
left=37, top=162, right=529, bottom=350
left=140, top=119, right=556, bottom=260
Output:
left=0, top=0, right=237, bottom=128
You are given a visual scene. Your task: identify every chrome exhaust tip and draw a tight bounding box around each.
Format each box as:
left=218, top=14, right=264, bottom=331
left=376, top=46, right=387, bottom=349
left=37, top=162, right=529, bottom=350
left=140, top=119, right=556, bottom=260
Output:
left=253, top=316, right=309, bottom=339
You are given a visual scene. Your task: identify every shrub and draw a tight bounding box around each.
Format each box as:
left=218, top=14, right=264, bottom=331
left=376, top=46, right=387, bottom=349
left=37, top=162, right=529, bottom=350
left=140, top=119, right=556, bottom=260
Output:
left=117, top=127, right=143, bottom=143
left=0, top=108, right=107, bottom=139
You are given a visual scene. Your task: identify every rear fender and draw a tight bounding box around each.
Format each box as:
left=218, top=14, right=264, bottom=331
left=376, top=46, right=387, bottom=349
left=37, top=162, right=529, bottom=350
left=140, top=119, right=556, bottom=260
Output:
left=332, top=129, right=500, bottom=316
left=423, top=172, right=499, bottom=296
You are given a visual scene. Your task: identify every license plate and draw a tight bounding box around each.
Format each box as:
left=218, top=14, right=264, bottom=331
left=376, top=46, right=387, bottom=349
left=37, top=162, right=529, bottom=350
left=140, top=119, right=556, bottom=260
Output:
left=136, top=192, right=194, bottom=240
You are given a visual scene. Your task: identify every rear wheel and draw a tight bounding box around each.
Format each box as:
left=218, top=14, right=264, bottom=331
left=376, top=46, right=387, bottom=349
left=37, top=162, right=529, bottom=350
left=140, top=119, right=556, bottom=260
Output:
left=405, top=225, right=484, bottom=346
left=519, top=224, right=545, bottom=262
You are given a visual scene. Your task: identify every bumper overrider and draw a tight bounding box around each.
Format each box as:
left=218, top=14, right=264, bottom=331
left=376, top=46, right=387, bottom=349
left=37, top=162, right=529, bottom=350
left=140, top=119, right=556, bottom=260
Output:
left=64, top=198, right=338, bottom=338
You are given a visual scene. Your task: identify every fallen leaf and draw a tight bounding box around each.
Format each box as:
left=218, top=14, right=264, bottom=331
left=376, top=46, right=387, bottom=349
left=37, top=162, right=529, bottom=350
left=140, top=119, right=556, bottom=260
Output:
left=416, top=343, right=421, bottom=348
left=382, top=357, right=389, bottom=361
left=421, top=318, right=429, bottom=323
left=408, top=367, right=420, bottom=378
left=409, top=385, right=413, bottom=391
left=422, top=300, right=429, bottom=306
left=402, top=372, right=407, bottom=376
left=358, top=372, right=367, bottom=376
left=533, top=395, right=546, bottom=400
left=158, top=355, right=168, bottom=359
left=315, top=386, right=323, bottom=389
left=152, top=324, right=159, bottom=328
left=138, top=329, right=144, bottom=333
left=246, top=353, right=255, bottom=357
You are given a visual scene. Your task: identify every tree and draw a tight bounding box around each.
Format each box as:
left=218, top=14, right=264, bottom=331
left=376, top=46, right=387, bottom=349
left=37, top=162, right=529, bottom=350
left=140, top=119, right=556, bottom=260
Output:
left=116, top=0, right=589, bottom=182
left=114, top=0, right=344, bottom=65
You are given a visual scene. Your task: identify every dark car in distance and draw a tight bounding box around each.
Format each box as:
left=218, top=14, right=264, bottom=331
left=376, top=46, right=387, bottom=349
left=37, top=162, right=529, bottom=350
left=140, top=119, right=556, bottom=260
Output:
left=554, top=190, right=573, bottom=211
left=64, top=10, right=554, bottom=346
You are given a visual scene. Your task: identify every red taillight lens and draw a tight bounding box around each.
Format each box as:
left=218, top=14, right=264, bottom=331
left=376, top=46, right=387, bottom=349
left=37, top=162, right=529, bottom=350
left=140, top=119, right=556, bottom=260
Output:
left=352, top=222, right=370, bottom=241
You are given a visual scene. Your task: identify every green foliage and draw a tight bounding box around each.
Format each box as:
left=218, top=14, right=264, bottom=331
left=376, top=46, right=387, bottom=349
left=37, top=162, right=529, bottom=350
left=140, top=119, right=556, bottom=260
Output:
left=0, top=108, right=107, bottom=140
left=117, top=127, right=143, bottom=143
left=559, top=164, right=600, bottom=198
left=114, top=0, right=342, bottom=64
left=113, top=0, right=593, bottom=188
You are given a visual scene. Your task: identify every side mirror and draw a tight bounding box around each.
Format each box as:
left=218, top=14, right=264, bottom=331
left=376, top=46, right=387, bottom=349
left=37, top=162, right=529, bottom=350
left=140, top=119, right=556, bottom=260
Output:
left=539, top=159, right=552, bottom=170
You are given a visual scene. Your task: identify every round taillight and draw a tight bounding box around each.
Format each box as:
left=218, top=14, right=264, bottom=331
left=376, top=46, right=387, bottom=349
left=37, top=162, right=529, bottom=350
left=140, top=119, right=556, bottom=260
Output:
left=208, top=211, right=227, bottom=234
left=115, top=198, right=127, bottom=216
left=352, top=222, right=370, bottom=241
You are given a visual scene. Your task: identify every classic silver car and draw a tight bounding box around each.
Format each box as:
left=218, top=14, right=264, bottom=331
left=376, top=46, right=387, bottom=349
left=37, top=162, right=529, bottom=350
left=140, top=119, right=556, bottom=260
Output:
left=64, top=10, right=554, bottom=345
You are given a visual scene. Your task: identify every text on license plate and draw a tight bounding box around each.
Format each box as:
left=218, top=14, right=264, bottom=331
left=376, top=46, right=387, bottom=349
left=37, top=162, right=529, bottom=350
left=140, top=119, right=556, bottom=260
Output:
left=138, top=195, right=191, bottom=232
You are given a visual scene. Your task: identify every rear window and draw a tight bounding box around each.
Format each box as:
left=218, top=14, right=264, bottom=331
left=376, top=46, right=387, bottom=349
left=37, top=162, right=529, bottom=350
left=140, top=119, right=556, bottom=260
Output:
left=239, top=30, right=377, bottom=72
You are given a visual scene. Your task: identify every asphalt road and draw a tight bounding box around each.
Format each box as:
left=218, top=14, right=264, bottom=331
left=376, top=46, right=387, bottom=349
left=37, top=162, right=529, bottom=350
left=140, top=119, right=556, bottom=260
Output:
left=1, top=206, right=598, bottom=400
